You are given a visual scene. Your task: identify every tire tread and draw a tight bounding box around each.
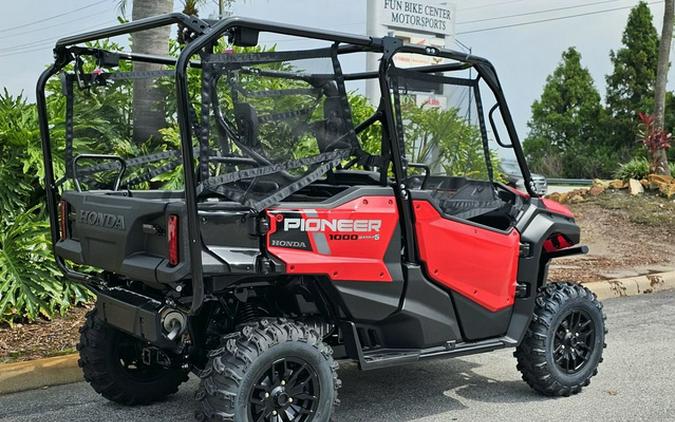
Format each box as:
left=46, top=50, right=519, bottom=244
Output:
left=195, top=318, right=340, bottom=422
left=78, top=309, right=189, bottom=406
left=514, top=282, right=607, bottom=397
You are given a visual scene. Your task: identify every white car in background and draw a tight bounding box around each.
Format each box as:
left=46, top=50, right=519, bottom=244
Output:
left=501, top=160, right=548, bottom=196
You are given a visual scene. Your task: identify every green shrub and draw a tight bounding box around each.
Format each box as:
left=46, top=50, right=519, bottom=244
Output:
left=614, top=157, right=650, bottom=180
left=0, top=208, right=90, bottom=323
left=401, top=98, right=503, bottom=181
left=0, top=91, right=92, bottom=325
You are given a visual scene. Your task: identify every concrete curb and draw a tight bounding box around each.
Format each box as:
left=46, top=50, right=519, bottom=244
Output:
left=584, top=270, right=675, bottom=301
left=0, top=354, right=82, bottom=395
left=0, top=271, right=673, bottom=396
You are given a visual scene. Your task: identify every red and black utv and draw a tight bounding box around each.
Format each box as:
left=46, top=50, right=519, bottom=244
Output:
left=37, top=13, right=606, bottom=421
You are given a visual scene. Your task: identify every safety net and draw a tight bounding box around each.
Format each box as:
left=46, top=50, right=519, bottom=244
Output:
left=57, top=46, right=380, bottom=211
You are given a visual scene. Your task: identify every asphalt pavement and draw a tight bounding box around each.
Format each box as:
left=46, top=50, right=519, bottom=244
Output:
left=0, top=290, right=673, bottom=422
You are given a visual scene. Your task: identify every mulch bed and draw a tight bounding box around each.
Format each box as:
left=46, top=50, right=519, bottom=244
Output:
left=0, top=305, right=91, bottom=364
left=548, top=193, right=675, bottom=284
left=1, top=192, right=673, bottom=363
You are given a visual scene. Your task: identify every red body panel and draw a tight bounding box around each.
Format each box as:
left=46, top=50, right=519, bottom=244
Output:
left=504, top=185, right=530, bottom=199
left=412, top=200, right=520, bottom=312
left=266, top=196, right=399, bottom=282
left=542, top=198, right=574, bottom=218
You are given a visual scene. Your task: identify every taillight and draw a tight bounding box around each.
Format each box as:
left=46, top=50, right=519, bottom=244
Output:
left=59, top=200, right=69, bottom=240
left=167, top=214, right=179, bottom=266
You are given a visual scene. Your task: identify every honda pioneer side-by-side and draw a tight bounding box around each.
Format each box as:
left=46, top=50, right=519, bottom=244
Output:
left=37, top=14, right=607, bottom=421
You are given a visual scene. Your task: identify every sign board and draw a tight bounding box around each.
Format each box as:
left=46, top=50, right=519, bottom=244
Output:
left=393, top=36, right=446, bottom=68
left=365, top=0, right=457, bottom=106
left=381, top=0, right=455, bottom=36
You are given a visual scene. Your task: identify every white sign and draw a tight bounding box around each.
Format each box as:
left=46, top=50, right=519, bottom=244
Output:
left=393, top=36, right=446, bottom=68
left=382, top=0, right=455, bottom=36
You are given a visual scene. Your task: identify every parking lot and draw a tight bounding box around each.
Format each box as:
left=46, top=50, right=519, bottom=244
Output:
left=0, top=290, right=673, bottom=422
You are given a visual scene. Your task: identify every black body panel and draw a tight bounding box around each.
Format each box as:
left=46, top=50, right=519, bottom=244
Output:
left=340, top=265, right=461, bottom=350
left=505, top=199, right=581, bottom=344
left=56, top=191, right=191, bottom=288
left=451, top=292, right=513, bottom=341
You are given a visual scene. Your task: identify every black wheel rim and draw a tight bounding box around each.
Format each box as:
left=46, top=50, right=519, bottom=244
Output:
left=249, top=357, right=320, bottom=422
left=552, top=309, right=596, bottom=374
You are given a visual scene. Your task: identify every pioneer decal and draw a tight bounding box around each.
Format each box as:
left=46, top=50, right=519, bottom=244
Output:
left=77, top=210, right=126, bottom=230
left=266, top=197, right=399, bottom=281
left=283, top=218, right=382, bottom=233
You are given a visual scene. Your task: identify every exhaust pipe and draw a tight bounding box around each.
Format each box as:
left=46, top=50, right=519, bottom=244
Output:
left=161, top=308, right=187, bottom=341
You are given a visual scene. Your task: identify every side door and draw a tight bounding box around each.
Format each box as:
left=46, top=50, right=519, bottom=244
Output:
left=411, top=194, right=520, bottom=315
left=391, top=62, right=521, bottom=340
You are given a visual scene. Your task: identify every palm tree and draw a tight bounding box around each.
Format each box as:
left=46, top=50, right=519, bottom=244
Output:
left=118, top=0, right=239, bottom=143
left=652, top=0, right=673, bottom=175
left=132, top=0, right=174, bottom=144
left=118, top=0, right=174, bottom=143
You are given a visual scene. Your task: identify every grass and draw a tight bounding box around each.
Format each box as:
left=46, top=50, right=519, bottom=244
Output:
left=586, top=191, right=675, bottom=228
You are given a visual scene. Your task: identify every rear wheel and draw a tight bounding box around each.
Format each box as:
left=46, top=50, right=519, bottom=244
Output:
left=78, top=309, right=189, bottom=405
left=515, top=282, right=607, bottom=396
left=196, top=318, right=340, bottom=422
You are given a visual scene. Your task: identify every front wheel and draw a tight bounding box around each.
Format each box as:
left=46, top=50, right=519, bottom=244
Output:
left=515, top=282, right=607, bottom=396
left=196, top=319, right=340, bottom=422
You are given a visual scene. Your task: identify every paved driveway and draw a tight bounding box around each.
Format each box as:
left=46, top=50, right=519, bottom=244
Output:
left=1, top=290, right=673, bottom=422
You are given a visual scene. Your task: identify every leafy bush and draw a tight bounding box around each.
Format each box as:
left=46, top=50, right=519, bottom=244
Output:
left=0, top=208, right=89, bottom=323
left=401, top=98, right=502, bottom=181
left=0, top=91, right=92, bottom=325
left=614, top=157, right=650, bottom=180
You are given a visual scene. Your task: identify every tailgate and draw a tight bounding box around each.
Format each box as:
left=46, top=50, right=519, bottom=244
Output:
left=56, top=191, right=189, bottom=285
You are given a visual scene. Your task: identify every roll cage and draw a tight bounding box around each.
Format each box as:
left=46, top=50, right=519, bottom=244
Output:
left=36, top=13, right=536, bottom=314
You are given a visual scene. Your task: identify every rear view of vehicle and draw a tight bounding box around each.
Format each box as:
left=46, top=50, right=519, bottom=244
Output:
left=38, top=14, right=606, bottom=422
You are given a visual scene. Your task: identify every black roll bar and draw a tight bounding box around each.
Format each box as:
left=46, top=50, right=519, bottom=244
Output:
left=38, top=12, right=538, bottom=316
left=173, top=17, right=384, bottom=314
left=37, top=13, right=210, bottom=289
left=55, top=13, right=208, bottom=50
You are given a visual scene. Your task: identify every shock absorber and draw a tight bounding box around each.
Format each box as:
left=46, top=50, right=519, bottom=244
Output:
left=236, top=302, right=259, bottom=324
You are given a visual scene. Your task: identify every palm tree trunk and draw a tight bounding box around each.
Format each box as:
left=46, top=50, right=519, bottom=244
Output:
left=653, top=0, right=674, bottom=175
left=131, top=0, right=173, bottom=144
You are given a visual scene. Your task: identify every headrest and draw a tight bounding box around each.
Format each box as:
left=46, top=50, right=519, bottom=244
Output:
left=234, top=102, right=260, bottom=148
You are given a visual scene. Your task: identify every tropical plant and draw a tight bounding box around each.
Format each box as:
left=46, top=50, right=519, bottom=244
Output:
left=348, top=94, right=381, bottom=156
left=0, top=208, right=90, bottom=324
left=637, top=112, right=672, bottom=173
left=401, top=98, right=501, bottom=181
left=614, top=157, right=650, bottom=180
left=0, top=91, right=93, bottom=325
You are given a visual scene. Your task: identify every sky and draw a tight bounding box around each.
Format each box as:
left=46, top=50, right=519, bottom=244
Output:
left=0, top=0, right=672, bottom=139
